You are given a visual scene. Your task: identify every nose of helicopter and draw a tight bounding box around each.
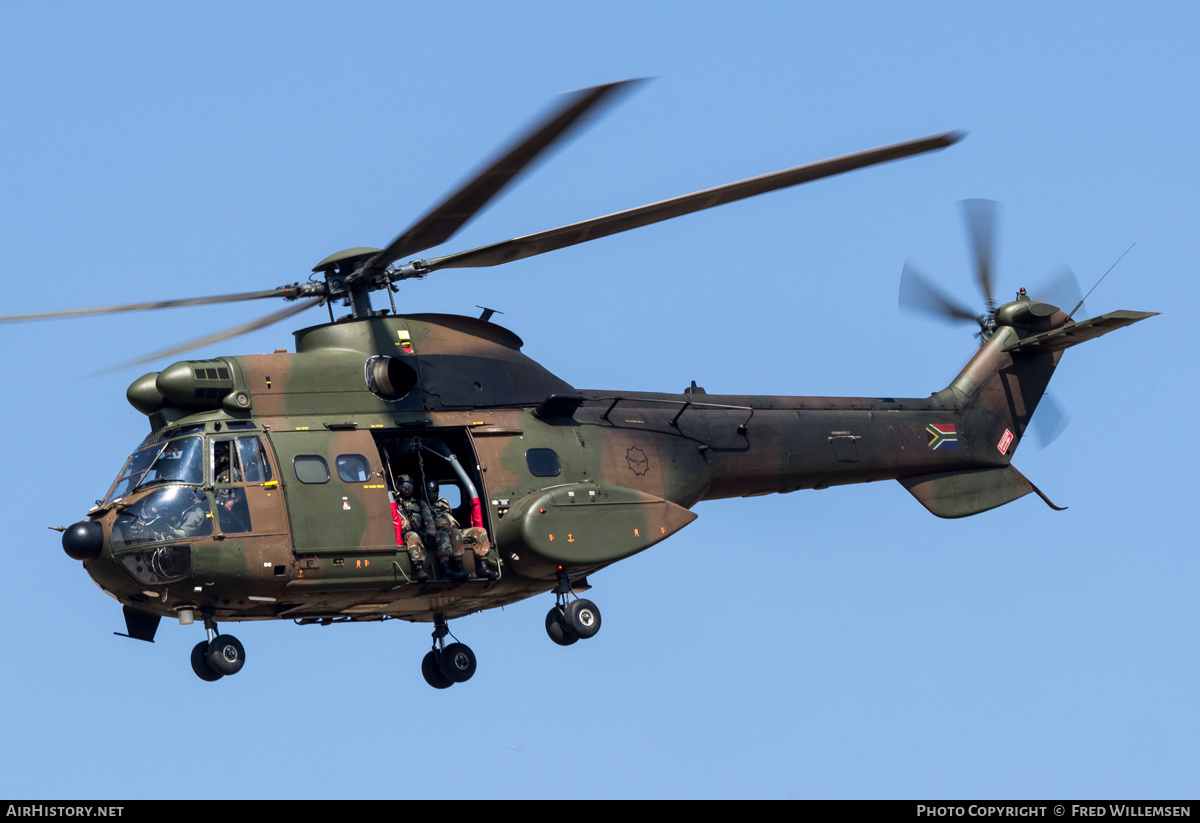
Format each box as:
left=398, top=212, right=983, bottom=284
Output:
left=62, top=520, right=104, bottom=561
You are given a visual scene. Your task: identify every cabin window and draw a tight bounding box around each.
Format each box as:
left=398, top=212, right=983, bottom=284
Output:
left=335, top=454, right=372, bottom=483
left=294, top=455, right=330, bottom=484
left=525, top=448, right=561, bottom=477
left=435, top=482, right=463, bottom=509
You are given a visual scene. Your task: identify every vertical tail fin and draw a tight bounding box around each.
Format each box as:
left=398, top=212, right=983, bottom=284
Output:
left=944, top=310, right=1156, bottom=463
left=902, top=309, right=1155, bottom=518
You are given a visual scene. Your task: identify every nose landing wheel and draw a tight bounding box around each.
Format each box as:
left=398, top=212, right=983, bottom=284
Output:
left=189, top=613, right=246, bottom=682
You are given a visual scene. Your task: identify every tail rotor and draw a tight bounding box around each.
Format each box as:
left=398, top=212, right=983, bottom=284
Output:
left=900, top=198, right=1083, bottom=447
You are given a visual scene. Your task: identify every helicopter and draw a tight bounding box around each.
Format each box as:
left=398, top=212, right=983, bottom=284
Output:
left=20, top=80, right=1154, bottom=687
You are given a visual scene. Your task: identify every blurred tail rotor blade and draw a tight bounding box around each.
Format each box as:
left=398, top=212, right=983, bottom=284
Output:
left=899, top=261, right=979, bottom=324
left=102, top=297, right=322, bottom=372
left=961, top=199, right=998, bottom=311
left=1036, top=265, right=1084, bottom=317
left=1031, top=392, right=1071, bottom=448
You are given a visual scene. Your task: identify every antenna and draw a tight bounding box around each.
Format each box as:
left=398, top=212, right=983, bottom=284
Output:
left=1068, top=243, right=1135, bottom=320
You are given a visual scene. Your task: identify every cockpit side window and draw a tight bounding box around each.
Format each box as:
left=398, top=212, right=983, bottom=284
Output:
left=237, top=436, right=272, bottom=484
left=211, top=437, right=258, bottom=534
left=212, top=439, right=243, bottom=485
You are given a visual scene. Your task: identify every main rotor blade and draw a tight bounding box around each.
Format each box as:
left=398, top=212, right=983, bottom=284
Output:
left=359, top=79, right=644, bottom=282
left=899, top=262, right=979, bottom=324
left=0, top=288, right=297, bottom=325
left=418, top=131, right=964, bottom=272
left=104, top=297, right=322, bottom=372
left=961, top=199, right=998, bottom=310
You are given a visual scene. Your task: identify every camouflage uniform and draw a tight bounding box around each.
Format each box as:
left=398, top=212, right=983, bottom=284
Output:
left=430, top=497, right=462, bottom=564
left=391, top=475, right=434, bottom=581
left=461, top=526, right=497, bottom=578
left=392, top=496, right=434, bottom=562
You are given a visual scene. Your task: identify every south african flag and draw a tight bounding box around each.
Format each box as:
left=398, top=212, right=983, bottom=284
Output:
left=926, top=423, right=958, bottom=450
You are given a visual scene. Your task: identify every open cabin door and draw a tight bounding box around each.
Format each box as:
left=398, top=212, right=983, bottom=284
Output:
left=371, top=429, right=489, bottom=537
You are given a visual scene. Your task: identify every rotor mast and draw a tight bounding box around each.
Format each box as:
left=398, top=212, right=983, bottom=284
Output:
left=311, top=247, right=388, bottom=319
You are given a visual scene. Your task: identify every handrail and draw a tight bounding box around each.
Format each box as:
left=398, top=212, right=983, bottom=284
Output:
left=593, top=395, right=753, bottom=434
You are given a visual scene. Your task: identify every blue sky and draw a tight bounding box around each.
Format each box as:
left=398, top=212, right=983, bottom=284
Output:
left=1, top=1, right=1195, bottom=799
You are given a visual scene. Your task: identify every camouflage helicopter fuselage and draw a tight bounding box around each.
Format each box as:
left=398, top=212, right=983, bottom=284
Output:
left=40, top=82, right=1157, bottom=685
left=71, top=302, right=1153, bottom=633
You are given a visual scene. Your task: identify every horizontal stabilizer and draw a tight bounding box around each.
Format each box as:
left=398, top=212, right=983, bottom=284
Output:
left=899, top=465, right=1035, bottom=518
left=1003, top=310, right=1158, bottom=354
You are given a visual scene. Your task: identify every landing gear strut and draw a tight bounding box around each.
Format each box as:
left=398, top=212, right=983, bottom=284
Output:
left=189, top=612, right=246, bottom=682
left=544, top=569, right=602, bottom=646
left=421, top=614, right=477, bottom=689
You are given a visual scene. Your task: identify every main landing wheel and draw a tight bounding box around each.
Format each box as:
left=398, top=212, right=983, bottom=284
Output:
left=422, top=651, right=453, bottom=689
left=545, top=606, right=578, bottom=646
left=190, top=641, right=223, bottom=682
left=422, top=615, right=477, bottom=689
left=563, top=599, right=601, bottom=639
left=439, top=642, right=477, bottom=683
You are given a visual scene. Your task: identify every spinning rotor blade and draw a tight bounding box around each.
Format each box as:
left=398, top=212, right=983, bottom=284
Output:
left=415, top=131, right=963, bottom=272
left=961, top=199, right=998, bottom=310
left=0, top=288, right=299, bottom=325
left=358, top=79, right=644, bottom=283
left=1030, top=392, right=1071, bottom=448
left=106, top=297, right=322, bottom=371
left=898, top=262, right=979, bottom=324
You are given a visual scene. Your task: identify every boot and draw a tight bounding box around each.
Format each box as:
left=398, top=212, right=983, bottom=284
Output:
left=412, top=558, right=428, bottom=583
left=439, top=559, right=468, bottom=581
left=476, top=557, right=499, bottom=580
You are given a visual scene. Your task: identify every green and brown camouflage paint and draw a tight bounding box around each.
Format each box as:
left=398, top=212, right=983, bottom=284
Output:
left=73, top=302, right=1155, bottom=628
